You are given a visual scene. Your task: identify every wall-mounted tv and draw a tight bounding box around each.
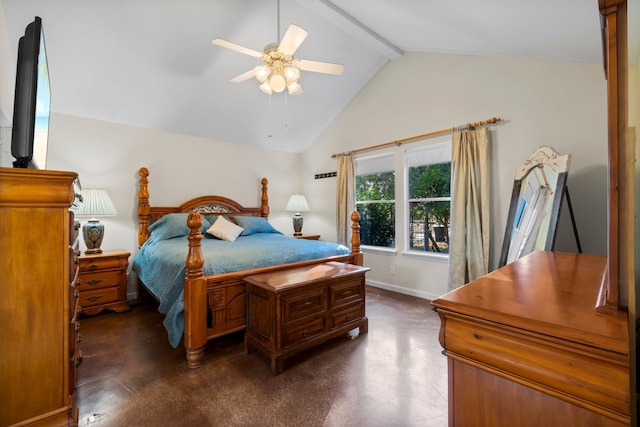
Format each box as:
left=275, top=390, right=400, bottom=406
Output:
left=11, top=16, right=50, bottom=169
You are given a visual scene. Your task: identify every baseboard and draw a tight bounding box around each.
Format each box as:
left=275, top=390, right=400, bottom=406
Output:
left=365, top=279, right=441, bottom=301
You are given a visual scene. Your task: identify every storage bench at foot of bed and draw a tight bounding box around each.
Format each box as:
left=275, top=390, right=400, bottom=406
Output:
left=244, top=261, right=369, bottom=375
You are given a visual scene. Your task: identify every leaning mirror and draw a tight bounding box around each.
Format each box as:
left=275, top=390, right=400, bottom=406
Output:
left=499, top=146, right=571, bottom=267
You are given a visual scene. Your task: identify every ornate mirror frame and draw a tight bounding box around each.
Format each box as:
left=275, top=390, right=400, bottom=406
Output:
left=499, top=146, right=571, bottom=267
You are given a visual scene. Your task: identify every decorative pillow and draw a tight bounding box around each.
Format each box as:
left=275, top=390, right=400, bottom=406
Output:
left=234, top=216, right=282, bottom=236
left=204, top=214, right=228, bottom=225
left=206, top=215, right=244, bottom=242
left=148, top=213, right=211, bottom=242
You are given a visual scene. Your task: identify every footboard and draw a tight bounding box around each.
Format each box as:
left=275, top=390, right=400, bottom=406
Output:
left=183, top=211, right=362, bottom=368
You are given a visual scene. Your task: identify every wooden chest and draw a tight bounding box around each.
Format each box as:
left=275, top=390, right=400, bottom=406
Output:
left=244, top=261, right=369, bottom=374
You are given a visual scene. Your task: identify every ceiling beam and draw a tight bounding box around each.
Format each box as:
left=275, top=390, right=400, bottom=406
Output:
left=295, top=0, right=403, bottom=60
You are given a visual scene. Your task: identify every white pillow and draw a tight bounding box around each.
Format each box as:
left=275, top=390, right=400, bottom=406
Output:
left=206, top=215, right=244, bottom=242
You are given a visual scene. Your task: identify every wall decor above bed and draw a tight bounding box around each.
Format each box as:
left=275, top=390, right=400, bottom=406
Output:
left=133, top=167, right=364, bottom=368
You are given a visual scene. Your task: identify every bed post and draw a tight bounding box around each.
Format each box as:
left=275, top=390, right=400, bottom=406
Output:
left=350, top=210, right=363, bottom=266
left=260, top=177, right=269, bottom=218
left=184, top=212, right=207, bottom=368
left=138, top=167, right=151, bottom=247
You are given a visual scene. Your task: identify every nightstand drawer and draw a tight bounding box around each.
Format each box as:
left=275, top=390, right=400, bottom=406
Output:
left=79, top=257, right=125, bottom=272
left=79, top=287, right=120, bottom=308
left=77, top=270, right=120, bottom=291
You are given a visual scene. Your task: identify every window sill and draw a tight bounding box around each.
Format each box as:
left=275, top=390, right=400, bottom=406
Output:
left=402, top=250, right=449, bottom=263
left=361, top=245, right=398, bottom=256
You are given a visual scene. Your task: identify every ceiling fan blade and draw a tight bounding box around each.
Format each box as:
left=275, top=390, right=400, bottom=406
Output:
left=230, top=68, right=257, bottom=83
left=278, top=24, right=308, bottom=56
left=296, top=59, right=344, bottom=75
left=212, top=38, right=263, bottom=58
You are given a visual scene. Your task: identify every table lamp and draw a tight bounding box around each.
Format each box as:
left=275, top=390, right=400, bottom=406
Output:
left=74, top=188, right=118, bottom=254
left=286, top=194, right=309, bottom=236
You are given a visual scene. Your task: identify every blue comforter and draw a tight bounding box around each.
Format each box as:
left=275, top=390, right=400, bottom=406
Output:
left=132, top=233, right=349, bottom=347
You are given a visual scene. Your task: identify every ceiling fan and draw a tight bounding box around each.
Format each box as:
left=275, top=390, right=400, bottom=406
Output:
left=211, top=2, right=344, bottom=95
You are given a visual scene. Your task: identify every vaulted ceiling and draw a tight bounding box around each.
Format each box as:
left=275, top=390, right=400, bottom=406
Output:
left=3, top=0, right=638, bottom=153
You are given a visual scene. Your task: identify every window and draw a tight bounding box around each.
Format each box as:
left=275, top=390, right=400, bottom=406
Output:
left=406, top=143, right=452, bottom=254
left=355, top=154, right=395, bottom=248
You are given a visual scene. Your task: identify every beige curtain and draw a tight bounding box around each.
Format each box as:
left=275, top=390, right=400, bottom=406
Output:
left=336, top=154, right=355, bottom=246
left=448, top=127, right=491, bottom=289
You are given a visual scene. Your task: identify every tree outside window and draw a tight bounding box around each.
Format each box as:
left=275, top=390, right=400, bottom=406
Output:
left=356, top=171, right=395, bottom=248
left=408, top=162, right=451, bottom=253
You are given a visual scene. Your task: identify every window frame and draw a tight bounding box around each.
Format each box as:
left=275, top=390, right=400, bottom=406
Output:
left=355, top=153, right=396, bottom=250
left=403, top=141, right=452, bottom=260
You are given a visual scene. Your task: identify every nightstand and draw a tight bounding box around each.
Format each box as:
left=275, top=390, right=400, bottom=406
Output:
left=78, top=249, right=130, bottom=315
left=294, top=234, right=320, bottom=240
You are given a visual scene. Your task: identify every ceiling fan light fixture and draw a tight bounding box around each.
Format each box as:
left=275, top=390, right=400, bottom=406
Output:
left=269, top=74, right=286, bottom=93
left=255, top=65, right=271, bottom=82
left=260, top=81, right=273, bottom=94
left=284, top=66, right=299, bottom=82
left=287, top=81, right=302, bottom=95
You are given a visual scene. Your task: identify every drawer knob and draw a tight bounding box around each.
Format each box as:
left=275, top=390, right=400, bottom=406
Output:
left=74, top=352, right=83, bottom=367
left=75, top=321, right=80, bottom=332
left=88, top=264, right=98, bottom=271
left=303, top=329, right=309, bottom=337
left=77, top=333, right=82, bottom=343
left=87, top=279, right=102, bottom=286
left=87, top=295, right=102, bottom=302
left=74, top=289, right=80, bottom=298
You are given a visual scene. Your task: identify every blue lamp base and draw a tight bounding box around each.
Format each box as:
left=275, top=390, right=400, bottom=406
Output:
left=83, top=219, right=104, bottom=254
left=292, top=213, right=303, bottom=236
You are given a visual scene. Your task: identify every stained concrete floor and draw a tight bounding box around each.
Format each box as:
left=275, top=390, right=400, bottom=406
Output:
left=76, top=286, right=448, bottom=427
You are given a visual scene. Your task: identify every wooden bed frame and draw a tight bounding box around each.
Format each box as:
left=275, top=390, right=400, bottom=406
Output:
left=136, top=167, right=363, bottom=368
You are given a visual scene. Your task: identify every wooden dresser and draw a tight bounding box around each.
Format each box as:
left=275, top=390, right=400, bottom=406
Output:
left=0, top=168, right=81, bottom=426
left=78, top=250, right=130, bottom=315
left=432, top=252, right=630, bottom=426
left=244, top=261, right=369, bottom=374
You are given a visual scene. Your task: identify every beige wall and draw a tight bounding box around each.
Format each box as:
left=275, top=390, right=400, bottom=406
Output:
left=304, top=52, right=608, bottom=299
left=0, top=0, right=13, bottom=125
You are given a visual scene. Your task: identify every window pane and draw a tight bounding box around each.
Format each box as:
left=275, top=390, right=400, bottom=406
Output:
left=357, top=202, right=395, bottom=248
left=409, top=201, right=450, bottom=253
left=408, top=163, right=450, bottom=199
left=356, top=172, right=395, bottom=201
left=356, top=170, right=395, bottom=248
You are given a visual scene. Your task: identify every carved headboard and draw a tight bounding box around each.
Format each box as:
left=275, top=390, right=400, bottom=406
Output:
left=136, top=167, right=269, bottom=246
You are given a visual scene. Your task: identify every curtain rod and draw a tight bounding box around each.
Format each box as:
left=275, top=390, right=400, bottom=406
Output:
left=331, top=117, right=502, bottom=158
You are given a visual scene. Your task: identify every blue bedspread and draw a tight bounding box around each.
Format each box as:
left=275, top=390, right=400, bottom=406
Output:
left=132, top=233, right=349, bottom=347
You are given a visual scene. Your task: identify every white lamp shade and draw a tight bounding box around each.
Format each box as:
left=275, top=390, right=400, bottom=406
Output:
left=74, top=188, right=118, bottom=217
left=286, top=194, right=309, bottom=213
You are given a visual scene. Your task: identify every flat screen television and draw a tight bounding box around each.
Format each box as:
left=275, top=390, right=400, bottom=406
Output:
left=11, top=16, right=50, bottom=169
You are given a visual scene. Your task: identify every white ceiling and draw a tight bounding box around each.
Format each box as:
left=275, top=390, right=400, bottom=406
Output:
left=3, top=0, right=638, bottom=153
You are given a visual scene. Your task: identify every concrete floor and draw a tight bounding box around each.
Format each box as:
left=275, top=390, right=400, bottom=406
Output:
left=75, top=286, right=448, bottom=427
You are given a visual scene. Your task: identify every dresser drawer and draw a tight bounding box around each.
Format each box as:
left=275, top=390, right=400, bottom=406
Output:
left=79, top=287, right=120, bottom=308
left=330, top=278, right=364, bottom=309
left=331, top=303, right=365, bottom=329
left=281, top=316, right=326, bottom=349
left=78, top=270, right=120, bottom=291
left=282, top=287, right=326, bottom=323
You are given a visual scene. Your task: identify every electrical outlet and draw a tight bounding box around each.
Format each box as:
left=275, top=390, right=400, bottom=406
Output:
left=389, top=265, right=395, bottom=275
